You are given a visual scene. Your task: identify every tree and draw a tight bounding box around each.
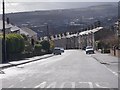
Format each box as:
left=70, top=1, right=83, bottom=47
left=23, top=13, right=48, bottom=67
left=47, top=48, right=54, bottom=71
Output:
left=40, top=40, right=50, bottom=52
left=50, top=40, right=54, bottom=50
left=34, top=44, right=42, bottom=55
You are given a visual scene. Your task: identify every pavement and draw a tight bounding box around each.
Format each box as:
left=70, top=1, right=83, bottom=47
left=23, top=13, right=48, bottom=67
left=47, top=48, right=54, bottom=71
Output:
left=91, top=52, right=119, bottom=65
left=0, top=50, right=118, bottom=88
left=91, top=51, right=119, bottom=77
left=0, top=54, right=54, bottom=70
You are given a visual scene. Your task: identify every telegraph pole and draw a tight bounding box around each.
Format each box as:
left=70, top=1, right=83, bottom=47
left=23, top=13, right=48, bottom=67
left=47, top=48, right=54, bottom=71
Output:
left=46, top=24, right=50, bottom=41
left=2, top=0, right=7, bottom=63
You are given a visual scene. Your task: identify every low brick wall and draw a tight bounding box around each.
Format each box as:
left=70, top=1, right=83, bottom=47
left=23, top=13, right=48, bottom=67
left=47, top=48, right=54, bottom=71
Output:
left=115, top=50, right=120, bottom=57
left=110, top=49, right=120, bottom=57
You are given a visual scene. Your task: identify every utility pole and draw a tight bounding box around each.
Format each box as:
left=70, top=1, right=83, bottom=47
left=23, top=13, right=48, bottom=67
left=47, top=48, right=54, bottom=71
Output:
left=2, top=0, right=7, bottom=63
left=45, top=23, right=50, bottom=41
left=46, top=24, right=49, bottom=40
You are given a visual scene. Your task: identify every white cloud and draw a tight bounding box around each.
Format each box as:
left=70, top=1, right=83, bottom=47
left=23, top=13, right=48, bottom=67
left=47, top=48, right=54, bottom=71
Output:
left=0, top=2, right=118, bottom=14
left=0, top=0, right=119, bottom=2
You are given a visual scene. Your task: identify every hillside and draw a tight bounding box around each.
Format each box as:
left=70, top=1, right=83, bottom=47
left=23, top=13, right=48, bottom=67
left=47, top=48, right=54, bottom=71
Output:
left=3, top=4, right=118, bottom=37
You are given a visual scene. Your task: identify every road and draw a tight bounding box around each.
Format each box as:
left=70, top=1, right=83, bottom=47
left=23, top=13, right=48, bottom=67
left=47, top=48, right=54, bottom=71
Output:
left=0, top=50, right=118, bottom=88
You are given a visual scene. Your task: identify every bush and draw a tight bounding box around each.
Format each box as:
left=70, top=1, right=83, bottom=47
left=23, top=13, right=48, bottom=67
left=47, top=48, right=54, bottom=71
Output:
left=6, top=34, right=25, bottom=54
left=21, top=34, right=28, bottom=41
left=34, top=44, right=42, bottom=52
left=24, top=41, right=33, bottom=53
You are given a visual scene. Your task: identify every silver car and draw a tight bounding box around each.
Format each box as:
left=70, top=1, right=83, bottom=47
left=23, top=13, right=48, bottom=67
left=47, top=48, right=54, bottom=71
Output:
left=53, top=47, right=62, bottom=55
left=85, top=46, right=94, bottom=54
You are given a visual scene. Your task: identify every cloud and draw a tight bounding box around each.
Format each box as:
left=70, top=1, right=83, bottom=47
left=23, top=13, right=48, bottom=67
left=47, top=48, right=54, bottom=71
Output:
left=0, top=0, right=119, bottom=2
left=0, top=2, right=117, bottom=14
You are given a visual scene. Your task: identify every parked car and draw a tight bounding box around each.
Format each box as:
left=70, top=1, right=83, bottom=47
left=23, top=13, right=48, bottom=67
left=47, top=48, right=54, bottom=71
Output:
left=60, top=47, right=64, bottom=53
left=85, top=46, right=94, bottom=54
left=53, top=47, right=62, bottom=55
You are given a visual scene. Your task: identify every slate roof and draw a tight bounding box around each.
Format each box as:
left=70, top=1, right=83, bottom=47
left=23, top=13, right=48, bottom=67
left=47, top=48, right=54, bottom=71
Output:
left=20, top=27, right=37, bottom=37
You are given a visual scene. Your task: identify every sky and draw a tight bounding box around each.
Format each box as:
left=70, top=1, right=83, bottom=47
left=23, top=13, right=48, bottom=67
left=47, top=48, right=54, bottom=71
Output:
left=0, top=0, right=119, bottom=14
left=0, top=0, right=119, bottom=2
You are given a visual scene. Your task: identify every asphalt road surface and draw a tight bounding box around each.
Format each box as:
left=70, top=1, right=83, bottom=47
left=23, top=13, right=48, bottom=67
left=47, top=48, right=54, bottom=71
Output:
left=0, top=50, right=118, bottom=88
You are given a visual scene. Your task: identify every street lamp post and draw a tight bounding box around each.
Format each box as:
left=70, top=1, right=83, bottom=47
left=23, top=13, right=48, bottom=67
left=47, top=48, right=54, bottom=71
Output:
left=2, top=0, right=7, bottom=63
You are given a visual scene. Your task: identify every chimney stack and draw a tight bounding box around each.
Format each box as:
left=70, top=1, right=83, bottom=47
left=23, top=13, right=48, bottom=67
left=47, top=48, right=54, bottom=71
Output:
left=6, top=17, right=10, bottom=24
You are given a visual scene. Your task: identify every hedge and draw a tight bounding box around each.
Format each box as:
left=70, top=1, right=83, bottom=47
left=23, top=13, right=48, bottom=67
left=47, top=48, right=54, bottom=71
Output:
left=34, top=44, right=42, bottom=52
left=6, top=34, right=25, bottom=54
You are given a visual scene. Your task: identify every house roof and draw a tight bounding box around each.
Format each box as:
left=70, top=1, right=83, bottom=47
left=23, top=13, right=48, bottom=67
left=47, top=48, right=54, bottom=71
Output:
left=79, top=27, right=103, bottom=35
left=11, top=25, right=20, bottom=32
left=20, top=27, right=37, bottom=37
left=0, top=20, right=12, bottom=30
left=0, top=20, right=21, bottom=33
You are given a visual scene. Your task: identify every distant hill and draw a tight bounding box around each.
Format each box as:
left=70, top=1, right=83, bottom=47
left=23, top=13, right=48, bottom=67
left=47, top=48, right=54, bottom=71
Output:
left=3, top=4, right=118, bottom=37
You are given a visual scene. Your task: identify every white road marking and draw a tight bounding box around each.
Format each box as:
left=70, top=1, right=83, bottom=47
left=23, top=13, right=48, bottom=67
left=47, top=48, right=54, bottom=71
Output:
left=79, top=82, right=93, bottom=88
left=25, top=81, right=115, bottom=88
left=60, top=82, right=66, bottom=88
left=60, top=82, right=76, bottom=88
left=102, top=64, right=118, bottom=77
left=88, top=82, right=94, bottom=88
left=35, top=82, right=46, bottom=88
left=95, top=82, right=109, bottom=88
left=91, top=55, right=118, bottom=77
left=71, top=82, right=76, bottom=88
left=46, top=82, right=56, bottom=88
left=8, top=85, right=14, bottom=88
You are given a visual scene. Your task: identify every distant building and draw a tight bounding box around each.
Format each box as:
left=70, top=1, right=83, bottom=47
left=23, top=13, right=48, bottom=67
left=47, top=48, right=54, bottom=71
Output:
left=0, top=20, right=11, bottom=34
left=48, top=33, right=79, bottom=49
left=20, top=27, right=38, bottom=41
left=0, top=20, right=20, bottom=34
left=78, top=27, right=103, bottom=49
